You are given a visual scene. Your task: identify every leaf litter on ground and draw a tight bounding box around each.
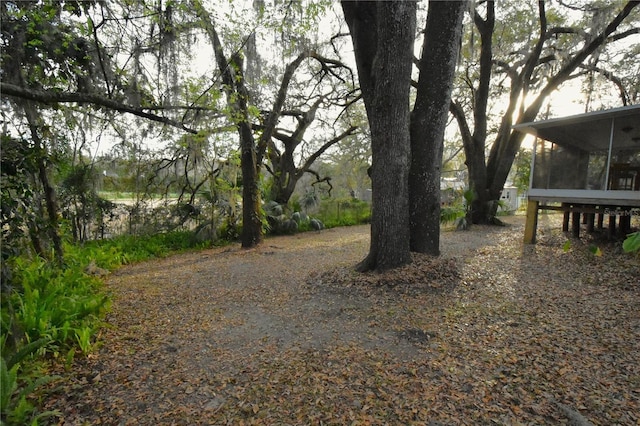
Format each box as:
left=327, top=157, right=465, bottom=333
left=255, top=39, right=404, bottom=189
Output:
left=42, top=215, right=639, bottom=425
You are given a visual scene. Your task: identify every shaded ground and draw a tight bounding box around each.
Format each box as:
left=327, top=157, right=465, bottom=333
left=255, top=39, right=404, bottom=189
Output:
left=45, top=215, right=640, bottom=425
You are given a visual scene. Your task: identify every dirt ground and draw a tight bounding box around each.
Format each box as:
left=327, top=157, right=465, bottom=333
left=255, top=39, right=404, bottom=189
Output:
left=45, top=214, right=640, bottom=425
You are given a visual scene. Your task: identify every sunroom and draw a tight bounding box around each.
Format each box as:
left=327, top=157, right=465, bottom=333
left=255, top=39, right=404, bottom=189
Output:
left=513, top=104, right=640, bottom=243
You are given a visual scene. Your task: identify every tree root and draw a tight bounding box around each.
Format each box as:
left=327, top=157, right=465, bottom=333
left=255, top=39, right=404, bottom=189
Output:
left=552, top=399, right=594, bottom=426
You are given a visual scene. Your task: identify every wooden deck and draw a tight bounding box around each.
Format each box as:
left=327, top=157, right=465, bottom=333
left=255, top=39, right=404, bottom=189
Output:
left=524, top=194, right=639, bottom=243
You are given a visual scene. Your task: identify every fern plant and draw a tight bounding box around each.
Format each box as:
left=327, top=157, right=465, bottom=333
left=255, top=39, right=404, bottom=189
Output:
left=1, top=338, right=60, bottom=426
left=454, top=188, right=477, bottom=230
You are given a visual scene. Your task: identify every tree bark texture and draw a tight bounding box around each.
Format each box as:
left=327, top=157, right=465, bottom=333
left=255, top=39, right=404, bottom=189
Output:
left=409, top=0, right=466, bottom=255
left=342, top=0, right=416, bottom=271
left=466, top=1, right=494, bottom=224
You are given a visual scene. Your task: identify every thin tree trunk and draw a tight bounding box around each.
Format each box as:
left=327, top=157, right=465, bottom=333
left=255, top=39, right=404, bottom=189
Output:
left=239, top=122, right=263, bottom=248
left=23, top=103, right=64, bottom=265
left=198, top=2, right=264, bottom=248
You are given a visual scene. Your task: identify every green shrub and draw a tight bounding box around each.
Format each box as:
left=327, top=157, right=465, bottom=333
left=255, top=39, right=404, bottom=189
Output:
left=440, top=205, right=465, bottom=225
left=3, top=256, right=109, bottom=357
left=316, top=198, right=371, bottom=228
left=0, top=229, right=209, bottom=424
left=73, top=230, right=206, bottom=267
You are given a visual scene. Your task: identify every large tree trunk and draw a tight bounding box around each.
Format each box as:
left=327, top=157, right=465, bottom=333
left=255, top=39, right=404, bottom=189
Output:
left=409, top=0, right=466, bottom=255
left=466, top=1, right=494, bottom=224
left=268, top=160, right=297, bottom=206
left=342, top=0, right=416, bottom=271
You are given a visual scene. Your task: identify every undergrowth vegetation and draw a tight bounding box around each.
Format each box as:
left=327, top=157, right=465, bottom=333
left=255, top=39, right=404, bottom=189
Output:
left=0, top=231, right=208, bottom=425
left=316, top=198, right=371, bottom=228
left=623, top=231, right=640, bottom=254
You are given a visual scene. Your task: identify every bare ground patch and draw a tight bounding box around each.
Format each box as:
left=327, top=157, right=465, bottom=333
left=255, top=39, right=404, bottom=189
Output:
left=44, top=215, right=640, bottom=425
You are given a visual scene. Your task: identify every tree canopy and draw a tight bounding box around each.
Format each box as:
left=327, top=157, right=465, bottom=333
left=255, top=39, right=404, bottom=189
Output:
left=451, top=0, right=640, bottom=223
left=1, top=0, right=360, bottom=253
left=1, top=0, right=638, bottom=270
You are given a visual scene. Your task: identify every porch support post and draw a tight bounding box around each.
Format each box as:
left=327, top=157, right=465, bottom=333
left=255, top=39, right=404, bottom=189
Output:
left=572, top=211, right=581, bottom=238
left=524, top=199, right=539, bottom=244
left=604, top=118, right=615, bottom=189
left=620, top=210, right=631, bottom=234
left=586, top=212, right=595, bottom=233
left=608, top=214, right=616, bottom=238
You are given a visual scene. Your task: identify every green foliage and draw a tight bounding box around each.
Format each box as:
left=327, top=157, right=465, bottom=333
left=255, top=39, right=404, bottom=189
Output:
left=2, top=229, right=209, bottom=359
left=495, top=199, right=512, bottom=216
left=512, top=148, right=532, bottom=194
left=264, top=201, right=299, bottom=235
left=316, top=198, right=371, bottom=228
left=2, top=1, right=99, bottom=91
left=262, top=200, right=333, bottom=234
left=623, top=231, right=640, bottom=254
left=75, top=230, right=207, bottom=266
left=589, top=245, right=603, bottom=257
left=446, top=189, right=476, bottom=231
left=1, top=339, right=60, bottom=425
left=299, top=191, right=320, bottom=212
left=2, top=256, right=109, bottom=355
left=0, top=228, right=211, bottom=424
left=1, top=134, right=42, bottom=270
left=3, top=338, right=50, bottom=373
left=59, top=162, right=117, bottom=243
left=440, top=206, right=465, bottom=225
left=219, top=216, right=241, bottom=241
left=0, top=357, right=17, bottom=418
left=462, top=188, right=476, bottom=206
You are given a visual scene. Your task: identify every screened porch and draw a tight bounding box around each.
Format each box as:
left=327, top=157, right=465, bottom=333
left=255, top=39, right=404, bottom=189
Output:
left=513, top=104, right=640, bottom=243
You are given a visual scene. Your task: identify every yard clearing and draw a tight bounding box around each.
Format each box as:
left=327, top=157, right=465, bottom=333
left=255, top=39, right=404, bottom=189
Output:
left=45, top=214, right=640, bottom=425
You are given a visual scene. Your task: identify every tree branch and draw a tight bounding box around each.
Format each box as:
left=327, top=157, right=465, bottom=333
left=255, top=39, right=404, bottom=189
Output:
left=307, top=169, right=333, bottom=197
left=578, top=63, right=630, bottom=105
left=546, top=26, right=588, bottom=39
left=298, top=126, right=358, bottom=179
left=449, top=100, right=475, bottom=163
left=1, top=82, right=198, bottom=134
left=608, top=26, right=640, bottom=42
left=524, top=0, right=639, bottom=122
left=493, top=59, right=519, bottom=80
left=521, top=1, right=547, bottom=100
left=256, top=50, right=312, bottom=163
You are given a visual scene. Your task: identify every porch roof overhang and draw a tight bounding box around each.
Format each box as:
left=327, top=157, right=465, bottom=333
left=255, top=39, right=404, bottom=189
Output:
left=513, top=104, right=640, bottom=152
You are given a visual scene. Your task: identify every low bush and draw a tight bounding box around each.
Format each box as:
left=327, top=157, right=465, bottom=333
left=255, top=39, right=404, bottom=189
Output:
left=0, top=230, right=209, bottom=425
left=316, top=198, right=371, bottom=228
left=1, top=255, right=108, bottom=425
left=440, top=205, right=465, bottom=225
